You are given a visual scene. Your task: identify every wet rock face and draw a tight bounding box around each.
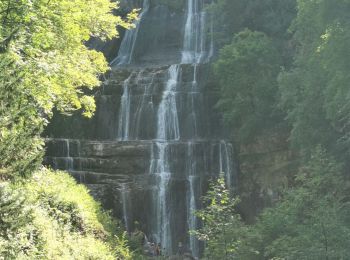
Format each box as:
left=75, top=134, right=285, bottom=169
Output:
left=89, top=0, right=186, bottom=65
left=92, top=64, right=221, bottom=140
left=131, top=5, right=185, bottom=65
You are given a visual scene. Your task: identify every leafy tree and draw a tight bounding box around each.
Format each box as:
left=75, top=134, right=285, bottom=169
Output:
left=279, top=0, right=350, bottom=158
left=252, top=148, right=350, bottom=259
left=197, top=150, right=350, bottom=260
left=0, top=55, right=44, bottom=179
left=193, top=176, right=248, bottom=259
left=210, top=0, right=296, bottom=47
left=214, top=29, right=285, bottom=143
left=0, top=0, right=136, bottom=178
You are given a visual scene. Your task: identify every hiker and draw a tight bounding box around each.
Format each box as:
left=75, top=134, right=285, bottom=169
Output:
left=151, top=243, right=157, bottom=256
left=155, top=242, right=162, bottom=256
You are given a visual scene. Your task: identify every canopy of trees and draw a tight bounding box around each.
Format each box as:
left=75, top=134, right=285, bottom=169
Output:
left=0, top=0, right=136, bottom=178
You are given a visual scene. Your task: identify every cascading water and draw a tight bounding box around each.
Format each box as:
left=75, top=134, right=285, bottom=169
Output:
left=65, top=139, right=74, bottom=170
left=121, top=183, right=131, bottom=232
left=150, top=142, right=172, bottom=253
left=150, top=64, right=181, bottom=253
left=156, top=65, right=181, bottom=141
left=111, top=0, right=150, bottom=66
left=219, top=141, right=234, bottom=190
left=182, top=0, right=212, bottom=255
left=117, top=75, right=132, bottom=141
left=182, top=0, right=208, bottom=64
left=207, top=15, right=215, bottom=63
left=187, top=142, right=200, bottom=257
left=150, top=0, right=214, bottom=254
left=133, top=73, right=155, bottom=140
left=117, top=69, right=157, bottom=141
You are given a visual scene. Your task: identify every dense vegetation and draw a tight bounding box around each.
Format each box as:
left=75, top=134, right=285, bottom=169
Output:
left=195, top=0, right=350, bottom=259
left=197, top=150, right=350, bottom=259
left=0, top=0, right=136, bottom=258
left=1, top=169, right=131, bottom=259
left=0, top=0, right=136, bottom=179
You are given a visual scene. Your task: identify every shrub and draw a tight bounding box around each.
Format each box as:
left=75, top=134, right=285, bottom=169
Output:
left=0, top=168, right=131, bottom=259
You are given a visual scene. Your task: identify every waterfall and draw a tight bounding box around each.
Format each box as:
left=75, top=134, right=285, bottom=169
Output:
left=65, top=139, right=73, bottom=170
left=113, top=0, right=229, bottom=256
left=219, top=141, right=234, bottom=190
left=207, top=15, right=215, bottom=63
left=117, top=70, right=157, bottom=141
left=151, top=0, right=212, bottom=255
left=117, top=75, right=132, bottom=141
left=111, top=0, right=150, bottom=66
left=150, top=142, right=172, bottom=253
left=182, top=0, right=208, bottom=64
left=43, top=1, right=238, bottom=256
left=43, top=1, right=237, bottom=258
left=121, top=183, right=131, bottom=232
left=182, top=0, right=209, bottom=255
left=150, top=64, right=183, bottom=253
left=187, top=142, right=200, bottom=258
left=156, top=65, right=181, bottom=141
left=134, top=73, right=155, bottom=139
left=188, top=64, right=200, bottom=138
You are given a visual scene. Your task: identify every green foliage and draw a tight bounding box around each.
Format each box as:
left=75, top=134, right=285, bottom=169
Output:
left=279, top=0, right=350, bottom=157
left=0, top=0, right=135, bottom=117
left=214, top=30, right=284, bottom=143
left=193, top=176, right=248, bottom=259
left=0, top=54, right=45, bottom=179
left=211, top=0, right=296, bottom=144
left=0, top=0, right=136, bottom=178
left=198, top=150, right=350, bottom=260
left=0, top=183, right=42, bottom=258
left=0, top=168, right=131, bottom=259
left=207, top=1, right=350, bottom=258
left=210, top=0, right=296, bottom=47
left=251, top=148, right=350, bottom=259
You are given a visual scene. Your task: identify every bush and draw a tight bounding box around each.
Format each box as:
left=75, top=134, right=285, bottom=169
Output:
left=0, top=168, right=131, bottom=259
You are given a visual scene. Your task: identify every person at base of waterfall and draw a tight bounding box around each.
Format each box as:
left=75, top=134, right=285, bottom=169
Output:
left=155, top=242, right=162, bottom=256
left=151, top=242, right=157, bottom=256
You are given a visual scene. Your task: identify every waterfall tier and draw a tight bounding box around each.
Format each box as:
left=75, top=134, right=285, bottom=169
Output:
left=45, top=138, right=235, bottom=251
